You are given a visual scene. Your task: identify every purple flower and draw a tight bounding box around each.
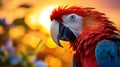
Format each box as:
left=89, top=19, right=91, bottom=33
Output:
left=5, top=38, right=15, bottom=54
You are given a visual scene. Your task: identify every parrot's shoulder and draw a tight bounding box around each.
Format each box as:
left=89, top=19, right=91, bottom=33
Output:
left=95, top=37, right=120, bottom=57
left=95, top=37, right=120, bottom=67
left=96, top=37, right=120, bottom=48
left=95, top=37, right=120, bottom=56
left=95, top=39, right=118, bottom=56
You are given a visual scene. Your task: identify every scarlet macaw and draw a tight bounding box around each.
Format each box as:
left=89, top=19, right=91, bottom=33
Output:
left=50, top=6, right=120, bottom=67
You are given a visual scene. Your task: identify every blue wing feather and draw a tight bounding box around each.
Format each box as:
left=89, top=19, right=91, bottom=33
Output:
left=95, top=39, right=120, bottom=67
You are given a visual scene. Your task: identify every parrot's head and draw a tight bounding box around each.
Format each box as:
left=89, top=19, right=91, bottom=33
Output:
left=50, top=6, right=118, bottom=48
left=50, top=6, right=84, bottom=47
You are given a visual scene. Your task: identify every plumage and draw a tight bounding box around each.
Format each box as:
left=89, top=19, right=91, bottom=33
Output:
left=50, top=6, right=120, bottom=67
left=95, top=38, right=120, bottom=67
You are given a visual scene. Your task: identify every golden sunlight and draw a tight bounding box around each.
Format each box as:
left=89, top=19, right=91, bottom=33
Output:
left=38, top=5, right=58, bottom=30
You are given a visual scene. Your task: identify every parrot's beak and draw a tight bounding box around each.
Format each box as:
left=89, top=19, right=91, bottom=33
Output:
left=50, top=20, right=76, bottom=47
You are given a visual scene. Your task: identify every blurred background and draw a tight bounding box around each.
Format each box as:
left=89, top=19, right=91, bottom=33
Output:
left=0, top=0, right=120, bottom=67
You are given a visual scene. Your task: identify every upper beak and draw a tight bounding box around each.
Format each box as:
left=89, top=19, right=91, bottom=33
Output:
left=50, top=20, right=76, bottom=47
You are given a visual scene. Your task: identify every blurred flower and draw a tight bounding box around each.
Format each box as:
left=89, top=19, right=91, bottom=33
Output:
left=0, top=38, right=22, bottom=66
left=5, top=38, right=15, bottom=54
left=9, top=55, right=21, bottom=65
left=0, top=18, right=12, bottom=28
left=34, top=60, right=48, bottom=67
left=5, top=38, right=21, bottom=65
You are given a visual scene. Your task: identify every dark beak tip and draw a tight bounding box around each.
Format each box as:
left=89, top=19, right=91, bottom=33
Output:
left=57, top=42, right=64, bottom=48
left=59, top=45, right=64, bottom=48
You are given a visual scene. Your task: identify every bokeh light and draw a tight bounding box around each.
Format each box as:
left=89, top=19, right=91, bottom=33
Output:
left=22, top=33, right=40, bottom=48
left=25, top=12, right=39, bottom=30
left=38, top=5, right=58, bottom=30
left=9, top=25, right=25, bottom=39
left=46, top=37, right=58, bottom=49
left=45, top=55, right=62, bottom=67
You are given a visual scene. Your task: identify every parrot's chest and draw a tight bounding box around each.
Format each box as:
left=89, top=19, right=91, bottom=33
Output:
left=74, top=51, right=98, bottom=67
left=78, top=45, right=98, bottom=67
left=81, top=56, right=98, bottom=67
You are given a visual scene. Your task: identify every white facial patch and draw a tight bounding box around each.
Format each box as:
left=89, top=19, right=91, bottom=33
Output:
left=62, top=14, right=83, bottom=37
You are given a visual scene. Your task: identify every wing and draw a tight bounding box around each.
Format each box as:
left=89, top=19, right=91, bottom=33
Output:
left=95, top=39, right=120, bottom=67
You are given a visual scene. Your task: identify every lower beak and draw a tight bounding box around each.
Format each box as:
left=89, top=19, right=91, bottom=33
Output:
left=50, top=20, right=76, bottom=47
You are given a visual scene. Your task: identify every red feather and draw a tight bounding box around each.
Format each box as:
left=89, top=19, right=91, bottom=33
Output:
left=50, top=6, right=90, bottom=22
left=50, top=6, right=119, bottom=67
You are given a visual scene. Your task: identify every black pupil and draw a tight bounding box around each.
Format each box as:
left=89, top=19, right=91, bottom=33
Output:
left=71, top=16, right=74, bottom=18
left=70, top=15, right=75, bottom=20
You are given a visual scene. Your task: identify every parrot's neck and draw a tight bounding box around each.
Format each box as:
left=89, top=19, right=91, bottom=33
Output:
left=71, top=15, right=118, bottom=58
left=70, top=25, right=118, bottom=67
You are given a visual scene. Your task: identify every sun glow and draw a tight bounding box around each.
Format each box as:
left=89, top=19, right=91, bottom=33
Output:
left=38, top=5, right=58, bottom=31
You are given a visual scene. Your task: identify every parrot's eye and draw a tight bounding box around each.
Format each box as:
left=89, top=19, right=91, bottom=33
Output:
left=62, top=14, right=82, bottom=23
left=70, top=15, right=76, bottom=21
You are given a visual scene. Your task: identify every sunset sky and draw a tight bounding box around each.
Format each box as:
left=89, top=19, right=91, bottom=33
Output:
left=0, top=0, right=120, bottom=26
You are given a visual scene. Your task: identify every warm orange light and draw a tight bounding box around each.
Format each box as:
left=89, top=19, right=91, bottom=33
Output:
left=16, top=44, right=26, bottom=53
left=60, top=41, right=70, bottom=48
left=22, top=33, right=40, bottom=48
left=45, top=55, right=62, bottom=67
left=25, top=5, right=58, bottom=32
left=9, top=26, right=25, bottom=39
left=25, top=13, right=39, bottom=30
left=38, top=5, right=58, bottom=31
left=46, top=37, right=58, bottom=49
left=0, top=25, right=4, bottom=35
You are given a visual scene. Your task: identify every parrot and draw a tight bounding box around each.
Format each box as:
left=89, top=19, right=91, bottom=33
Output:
left=50, top=6, right=120, bottom=67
